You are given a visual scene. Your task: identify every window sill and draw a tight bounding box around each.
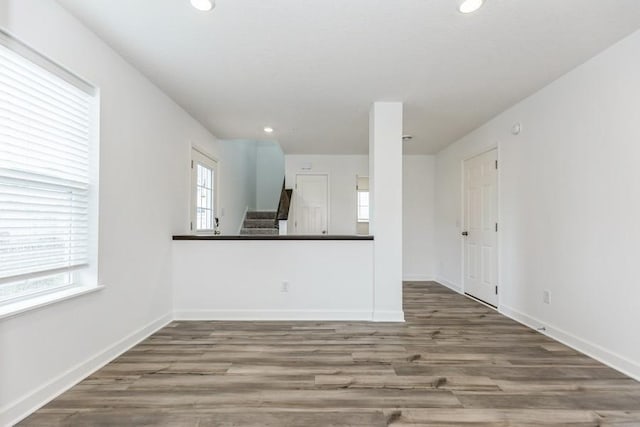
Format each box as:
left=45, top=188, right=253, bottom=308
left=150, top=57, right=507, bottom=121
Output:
left=0, top=284, right=104, bottom=321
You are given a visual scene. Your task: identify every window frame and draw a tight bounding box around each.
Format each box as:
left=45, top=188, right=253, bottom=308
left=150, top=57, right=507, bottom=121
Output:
left=190, top=148, right=219, bottom=233
left=0, top=29, right=100, bottom=317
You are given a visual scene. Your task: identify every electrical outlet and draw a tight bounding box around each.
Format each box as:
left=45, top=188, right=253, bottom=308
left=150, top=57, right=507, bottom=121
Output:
left=543, top=290, right=550, bottom=304
left=281, top=281, right=289, bottom=293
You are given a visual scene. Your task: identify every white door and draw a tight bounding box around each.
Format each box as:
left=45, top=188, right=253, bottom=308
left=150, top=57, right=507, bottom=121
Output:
left=295, top=174, right=328, bottom=235
left=463, top=149, right=498, bottom=307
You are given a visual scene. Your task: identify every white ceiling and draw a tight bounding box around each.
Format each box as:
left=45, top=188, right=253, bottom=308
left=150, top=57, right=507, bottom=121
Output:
left=57, top=0, right=640, bottom=154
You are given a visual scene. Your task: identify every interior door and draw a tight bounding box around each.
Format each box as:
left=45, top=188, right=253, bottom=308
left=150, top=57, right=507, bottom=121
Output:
left=463, top=149, right=498, bottom=307
left=295, top=174, right=328, bottom=235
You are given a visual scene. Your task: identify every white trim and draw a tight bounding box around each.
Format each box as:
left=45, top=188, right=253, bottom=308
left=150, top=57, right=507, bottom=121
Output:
left=371, top=310, right=405, bottom=323
left=402, top=275, right=435, bottom=282
left=0, top=28, right=96, bottom=95
left=174, top=309, right=372, bottom=321
left=500, top=304, right=640, bottom=382
left=0, top=285, right=104, bottom=320
left=434, top=277, right=463, bottom=294
left=190, top=144, right=220, bottom=165
left=1, top=313, right=172, bottom=427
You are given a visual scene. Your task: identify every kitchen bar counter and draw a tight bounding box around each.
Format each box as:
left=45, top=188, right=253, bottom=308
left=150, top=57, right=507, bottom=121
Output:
left=172, top=235, right=374, bottom=241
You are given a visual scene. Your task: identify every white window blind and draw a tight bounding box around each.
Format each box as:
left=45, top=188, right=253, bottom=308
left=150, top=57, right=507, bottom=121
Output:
left=0, top=34, right=96, bottom=303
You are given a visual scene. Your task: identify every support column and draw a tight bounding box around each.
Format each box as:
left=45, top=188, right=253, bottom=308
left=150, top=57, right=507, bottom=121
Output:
left=369, top=102, right=404, bottom=322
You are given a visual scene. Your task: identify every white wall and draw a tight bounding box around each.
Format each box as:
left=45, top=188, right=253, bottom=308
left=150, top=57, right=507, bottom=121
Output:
left=256, top=142, right=285, bottom=211
left=285, top=155, right=368, bottom=235
left=403, top=155, right=436, bottom=281
left=435, top=29, right=640, bottom=380
left=0, top=1, right=219, bottom=424
left=369, top=103, right=404, bottom=322
left=217, top=139, right=284, bottom=231
left=219, top=140, right=257, bottom=233
left=173, top=240, right=374, bottom=320
left=285, top=154, right=435, bottom=279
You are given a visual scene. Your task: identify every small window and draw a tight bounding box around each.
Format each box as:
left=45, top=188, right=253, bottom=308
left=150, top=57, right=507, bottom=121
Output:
left=0, top=31, right=98, bottom=306
left=191, top=149, right=218, bottom=232
left=356, top=176, right=370, bottom=225
left=357, top=191, right=370, bottom=223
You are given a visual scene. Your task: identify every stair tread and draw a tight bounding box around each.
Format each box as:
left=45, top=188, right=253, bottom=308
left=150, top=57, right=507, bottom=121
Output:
left=240, top=227, right=279, bottom=235
left=246, top=211, right=277, bottom=220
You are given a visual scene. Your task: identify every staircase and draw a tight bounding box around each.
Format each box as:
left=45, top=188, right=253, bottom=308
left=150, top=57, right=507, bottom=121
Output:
left=240, top=211, right=278, bottom=235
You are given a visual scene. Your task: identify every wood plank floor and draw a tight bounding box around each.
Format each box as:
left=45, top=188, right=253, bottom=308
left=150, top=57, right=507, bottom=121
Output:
left=20, top=282, right=640, bottom=426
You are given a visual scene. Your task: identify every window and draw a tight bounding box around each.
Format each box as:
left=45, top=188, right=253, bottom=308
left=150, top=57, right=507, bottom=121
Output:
left=191, top=149, right=218, bottom=232
left=0, top=32, right=98, bottom=307
left=357, top=191, right=370, bottom=223
left=356, top=176, right=370, bottom=223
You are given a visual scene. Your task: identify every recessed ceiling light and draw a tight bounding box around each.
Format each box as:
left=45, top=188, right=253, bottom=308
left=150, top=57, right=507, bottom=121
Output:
left=264, top=127, right=274, bottom=134
left=190, top=0, right=214, bottom=12
left=459, top=0, right=484, bottom=14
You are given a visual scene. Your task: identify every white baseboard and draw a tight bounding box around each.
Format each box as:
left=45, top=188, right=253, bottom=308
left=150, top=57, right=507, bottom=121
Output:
left=174, top=309, right=373, bottom=321
left=372, top=310, right=405, bottom=323
left=434, top=277, right=463, bottom=294
left=500, top=304, right=640, bottom=382
left=403, top=275, right=435, bottom=282
left=175, top=309, right=406, bottom=323
left=1, top=313, right=173, bottom=427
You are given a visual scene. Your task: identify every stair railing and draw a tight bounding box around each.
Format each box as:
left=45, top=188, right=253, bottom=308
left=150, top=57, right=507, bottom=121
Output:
left=275, top=179, right=293, bottom=229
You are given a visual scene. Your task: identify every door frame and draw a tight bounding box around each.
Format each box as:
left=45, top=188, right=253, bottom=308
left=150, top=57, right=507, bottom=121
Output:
left=294, top=172, right=330, bottom=235
left=460, top=145, right=501, bottom=309
left=190, top=146, right=220, bottom=234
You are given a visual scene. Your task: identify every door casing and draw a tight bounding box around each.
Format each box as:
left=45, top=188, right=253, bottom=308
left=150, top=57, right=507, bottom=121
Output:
left=461, top=147, right=500, bottom=308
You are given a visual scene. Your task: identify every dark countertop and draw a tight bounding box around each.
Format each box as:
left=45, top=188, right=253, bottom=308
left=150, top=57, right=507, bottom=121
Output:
left=173, top=235, right=374, bottom=241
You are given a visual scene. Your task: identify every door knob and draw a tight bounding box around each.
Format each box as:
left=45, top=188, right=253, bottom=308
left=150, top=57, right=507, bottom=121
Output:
left=461, top=231, right=469, bottom=236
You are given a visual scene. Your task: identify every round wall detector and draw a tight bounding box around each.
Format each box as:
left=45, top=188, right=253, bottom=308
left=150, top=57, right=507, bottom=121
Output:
left=511, top=123, right=522, bottom=135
